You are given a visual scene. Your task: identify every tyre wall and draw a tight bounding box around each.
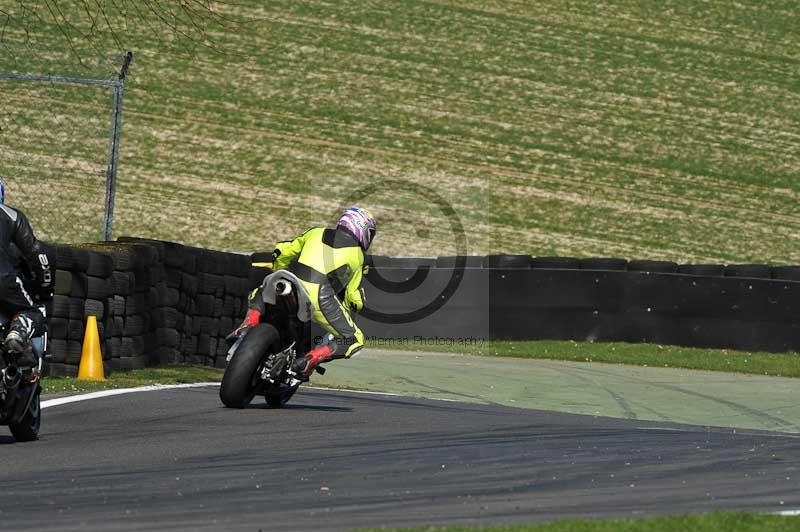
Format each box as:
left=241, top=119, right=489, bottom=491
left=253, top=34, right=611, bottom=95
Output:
left=44, top=238, right=266, bottom=377
left=43, top=246, right=800, bottom=376
left=487, top=268, right=800, bottom=352
left=357, top=255, right=800, bottom=353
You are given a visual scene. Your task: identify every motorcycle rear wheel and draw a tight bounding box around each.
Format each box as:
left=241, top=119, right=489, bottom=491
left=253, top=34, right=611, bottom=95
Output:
left=220, top=324, right=281, bottom=408
left=9, top=385, right=41, bottom=442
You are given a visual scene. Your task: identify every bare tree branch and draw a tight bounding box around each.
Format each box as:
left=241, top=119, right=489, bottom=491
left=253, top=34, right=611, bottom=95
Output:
left=95, top=0, right=124, bottom=51
left=0, top=1, right=236, bottom=62
left=80, top=0, right=99, bottom=37
left=42, top=0, right=86, bottom=66
left=0, top=9, right=10, bottom=43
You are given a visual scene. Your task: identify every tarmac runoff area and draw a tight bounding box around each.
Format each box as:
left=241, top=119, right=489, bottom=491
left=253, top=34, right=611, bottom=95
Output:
left=315, top=348, right=800, bottom=434
left=0, top=349, right=796, bottom=531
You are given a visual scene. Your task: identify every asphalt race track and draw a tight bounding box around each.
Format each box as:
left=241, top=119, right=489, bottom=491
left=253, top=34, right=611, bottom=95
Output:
left=2, top=386, right=799, bottom=531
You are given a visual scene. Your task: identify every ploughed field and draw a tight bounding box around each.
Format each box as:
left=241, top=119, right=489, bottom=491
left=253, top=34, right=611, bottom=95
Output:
left=0, top=1, right=798, bottom=262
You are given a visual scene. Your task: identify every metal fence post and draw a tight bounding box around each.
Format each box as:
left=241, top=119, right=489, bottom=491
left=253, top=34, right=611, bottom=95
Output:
left=103, top=51, right=133, bottom=241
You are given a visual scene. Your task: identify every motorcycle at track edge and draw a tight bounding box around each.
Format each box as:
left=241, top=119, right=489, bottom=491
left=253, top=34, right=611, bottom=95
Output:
left=220, top=270, right=323, bottom=409
left=0, top=304, right=46, bottom=442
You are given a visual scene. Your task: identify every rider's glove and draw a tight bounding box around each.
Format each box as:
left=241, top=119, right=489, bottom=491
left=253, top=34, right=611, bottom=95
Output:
left=348, top=288, right=366, bottom=312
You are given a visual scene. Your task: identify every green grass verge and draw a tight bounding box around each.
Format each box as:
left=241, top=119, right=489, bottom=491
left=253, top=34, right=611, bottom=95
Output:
left=356, top=512, right=798, bottom=532
left=42, top=365, right=223, bottom=395
left=371, top=339, right=800, bottom=378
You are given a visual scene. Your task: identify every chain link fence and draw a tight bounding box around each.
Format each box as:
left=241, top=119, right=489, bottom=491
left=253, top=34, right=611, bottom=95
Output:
left=0, top=53, right=131, bottom=244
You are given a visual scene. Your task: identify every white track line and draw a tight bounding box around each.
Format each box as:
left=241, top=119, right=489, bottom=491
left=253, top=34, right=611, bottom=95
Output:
left=775, top=510, right=800, bottom=516
left=40, top=383, right=468, bottom=410
left=41, top=383, right=402, bottom=409
left=41, top=383, right=220, bottom=409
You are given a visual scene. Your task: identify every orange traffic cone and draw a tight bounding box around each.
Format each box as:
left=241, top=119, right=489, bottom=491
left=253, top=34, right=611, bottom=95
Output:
left=78, top=316, right=105, bottom=381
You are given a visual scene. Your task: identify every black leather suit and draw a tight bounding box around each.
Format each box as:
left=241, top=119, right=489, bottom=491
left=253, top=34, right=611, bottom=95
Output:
left=0, top=204, right=52, bottom=336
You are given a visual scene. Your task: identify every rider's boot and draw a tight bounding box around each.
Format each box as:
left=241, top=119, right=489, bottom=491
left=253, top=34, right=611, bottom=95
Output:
left=225, top=309, right=262, bottom=347
left=292, top=337, right=336, bottom=379
left=4, top=314, right=36, bottom=368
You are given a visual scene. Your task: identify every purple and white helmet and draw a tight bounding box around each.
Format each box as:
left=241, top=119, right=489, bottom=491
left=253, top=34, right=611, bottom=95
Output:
left=338, top=206, right=377, bottom=251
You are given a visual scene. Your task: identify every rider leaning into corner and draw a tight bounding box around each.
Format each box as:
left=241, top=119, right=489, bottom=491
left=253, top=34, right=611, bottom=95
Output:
left=229, top=206, right=376, bottom=380
left=0, top=177, right=53, bottom=371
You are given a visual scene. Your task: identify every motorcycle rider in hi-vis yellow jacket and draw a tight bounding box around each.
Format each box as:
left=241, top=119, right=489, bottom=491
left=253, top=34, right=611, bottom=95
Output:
left=232, top=207, right=376, bottom=378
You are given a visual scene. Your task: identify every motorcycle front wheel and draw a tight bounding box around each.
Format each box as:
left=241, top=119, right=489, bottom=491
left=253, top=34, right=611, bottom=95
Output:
left=265, top=382, right=301, bottom=408
left=9, top=385, right=41, bottom=442
left=220, top=324, right=281, bottom=408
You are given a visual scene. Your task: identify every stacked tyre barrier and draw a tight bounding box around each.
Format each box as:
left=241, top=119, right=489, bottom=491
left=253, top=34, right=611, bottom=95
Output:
left=46, top=244, right=114, bottom=377
left=366, top=255, right=800, bottom=280
left=110, top=241, right=161, bottom=371
left=177, top=244, right=254, bottom=368
left=43, top=246, right=800, bottom=374
left=358, top=255, right=800, bottom=353
left=44, top=238, right=266, bottom=377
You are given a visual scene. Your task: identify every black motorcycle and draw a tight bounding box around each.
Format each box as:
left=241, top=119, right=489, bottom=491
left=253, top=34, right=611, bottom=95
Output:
left=0, top=305, right=46, bottom=442
left=220, top=270, right=324, bottom=409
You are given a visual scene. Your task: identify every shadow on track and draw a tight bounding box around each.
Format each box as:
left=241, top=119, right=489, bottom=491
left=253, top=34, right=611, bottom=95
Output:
left=238, top=403, right=352, bottom=412
left=0, top=435, right=18, bottom=445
